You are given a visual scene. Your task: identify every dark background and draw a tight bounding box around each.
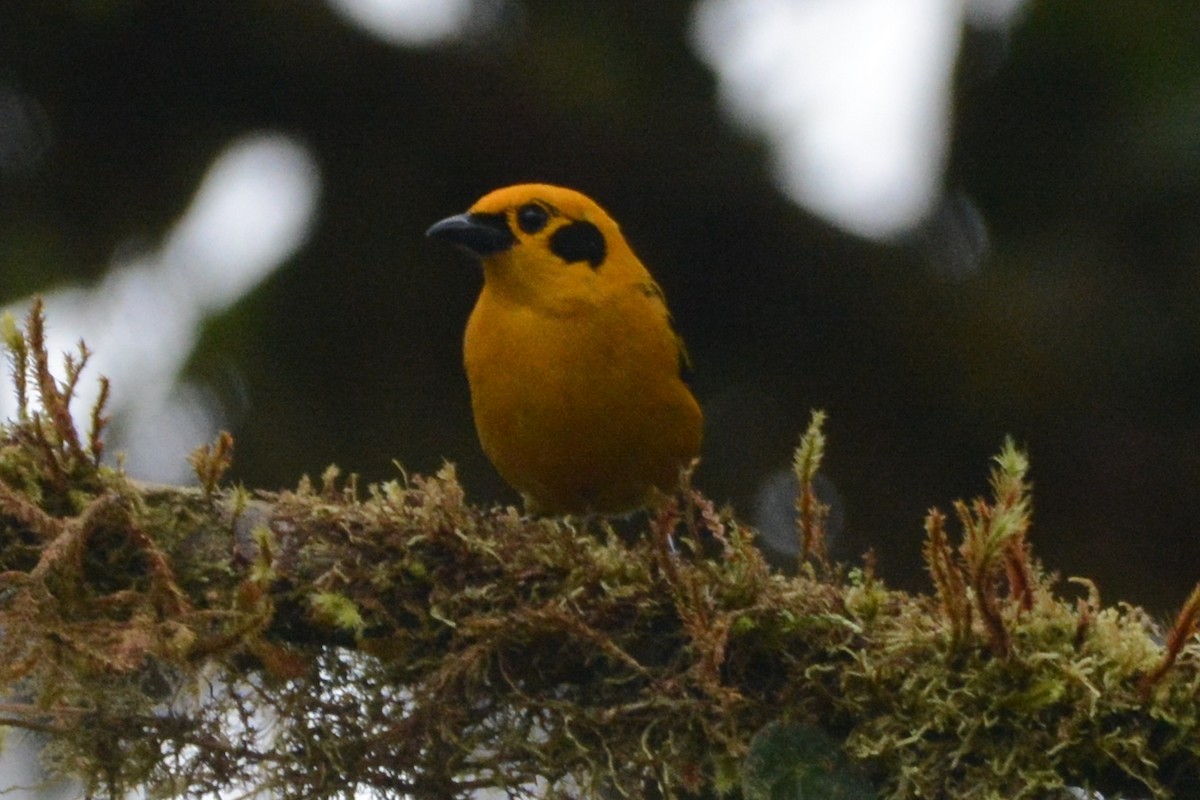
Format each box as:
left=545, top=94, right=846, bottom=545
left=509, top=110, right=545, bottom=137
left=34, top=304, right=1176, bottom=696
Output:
left=2, top=2, right=1199, bottom=613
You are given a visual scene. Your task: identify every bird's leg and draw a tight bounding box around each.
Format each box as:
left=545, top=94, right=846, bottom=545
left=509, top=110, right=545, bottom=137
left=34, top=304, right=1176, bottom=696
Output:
left=518, top=491, right=543, bottom=520
left=650, top=494, right=681, bottom=584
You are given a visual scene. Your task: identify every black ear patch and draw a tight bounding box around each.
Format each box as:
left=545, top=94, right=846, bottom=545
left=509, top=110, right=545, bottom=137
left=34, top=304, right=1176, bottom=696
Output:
left=549, top=220, right=606, bottom=268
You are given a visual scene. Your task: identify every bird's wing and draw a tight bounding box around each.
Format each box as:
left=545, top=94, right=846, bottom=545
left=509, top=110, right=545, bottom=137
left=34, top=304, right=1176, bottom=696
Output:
left=639, top=280, right=693, bottom=374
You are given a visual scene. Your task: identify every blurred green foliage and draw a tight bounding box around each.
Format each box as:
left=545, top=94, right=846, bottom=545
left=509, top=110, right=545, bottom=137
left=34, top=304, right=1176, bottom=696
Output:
left=741, top=722, right=876, bottom=800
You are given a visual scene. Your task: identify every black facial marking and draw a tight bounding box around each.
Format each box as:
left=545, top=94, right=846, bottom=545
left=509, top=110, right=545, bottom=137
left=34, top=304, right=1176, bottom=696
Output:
left=426, top=211, right=515, bottom=256
left=549, top=220, right=606, bottom=268
left=516, top=203, right=550, bottom=234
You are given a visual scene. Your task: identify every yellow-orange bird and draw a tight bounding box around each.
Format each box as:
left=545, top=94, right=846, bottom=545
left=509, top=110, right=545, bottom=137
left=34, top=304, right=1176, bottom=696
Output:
left=427, top=184, right=702, bottom=515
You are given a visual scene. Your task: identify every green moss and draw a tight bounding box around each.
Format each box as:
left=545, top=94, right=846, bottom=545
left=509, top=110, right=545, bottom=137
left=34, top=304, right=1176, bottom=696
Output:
left=2, top=299, right=1200, bottom=799
left=309, top=592, right=366, bottom=635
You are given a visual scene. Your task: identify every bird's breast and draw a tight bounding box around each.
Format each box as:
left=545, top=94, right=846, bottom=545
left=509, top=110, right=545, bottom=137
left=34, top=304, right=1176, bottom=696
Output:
left=462, top=285, right=701, bottom=513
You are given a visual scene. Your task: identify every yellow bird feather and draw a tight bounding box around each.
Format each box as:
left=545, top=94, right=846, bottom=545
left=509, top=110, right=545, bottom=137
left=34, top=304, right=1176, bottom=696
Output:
left=428, top=184, right=702, bottom=515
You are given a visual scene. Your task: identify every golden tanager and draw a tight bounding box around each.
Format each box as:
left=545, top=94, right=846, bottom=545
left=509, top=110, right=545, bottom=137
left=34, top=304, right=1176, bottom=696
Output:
left=427, top=184, right=702, bottom=515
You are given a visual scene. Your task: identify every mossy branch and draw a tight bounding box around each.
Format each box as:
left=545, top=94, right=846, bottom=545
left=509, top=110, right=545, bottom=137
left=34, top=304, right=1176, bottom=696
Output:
left=1, top=301, right=1200, bottom=799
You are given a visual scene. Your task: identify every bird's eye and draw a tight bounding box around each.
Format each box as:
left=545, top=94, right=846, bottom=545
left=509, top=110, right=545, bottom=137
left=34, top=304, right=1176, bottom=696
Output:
left=516, top=203, right=549, bottom=234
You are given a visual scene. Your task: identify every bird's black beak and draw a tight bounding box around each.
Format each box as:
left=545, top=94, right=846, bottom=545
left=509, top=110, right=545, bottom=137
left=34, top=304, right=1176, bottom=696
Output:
left=426, top=212, right=515, bottom=257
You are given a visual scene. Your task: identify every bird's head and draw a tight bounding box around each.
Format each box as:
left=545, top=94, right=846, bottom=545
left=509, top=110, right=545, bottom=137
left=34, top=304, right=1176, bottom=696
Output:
left=427, top=184, right=645, bottom=305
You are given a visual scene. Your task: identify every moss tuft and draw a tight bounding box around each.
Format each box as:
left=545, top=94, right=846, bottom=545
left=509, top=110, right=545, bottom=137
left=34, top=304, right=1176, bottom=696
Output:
left=1, top=299, right=1199, bottom=799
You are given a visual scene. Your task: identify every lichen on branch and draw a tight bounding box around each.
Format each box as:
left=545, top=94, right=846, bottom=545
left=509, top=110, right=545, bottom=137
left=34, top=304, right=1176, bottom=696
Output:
left=0, top=299, right=1199, bottom=800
